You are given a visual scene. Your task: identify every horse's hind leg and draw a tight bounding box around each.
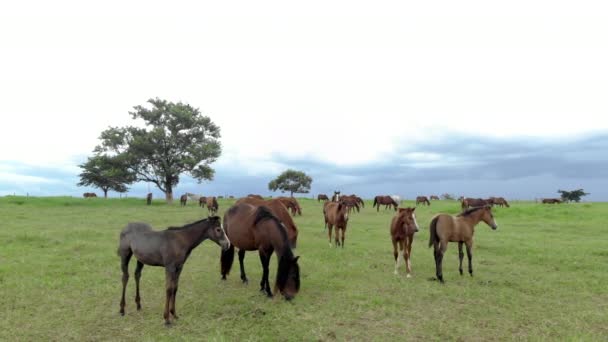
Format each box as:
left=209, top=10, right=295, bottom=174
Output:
left=327, top=224, right=334, bottom=247
left=134, top=261, right=144, bottom=310
left=340, top=228, right=345, bottom=248
left=258, top=252, right=272, bottom=297
left=392, top=240, right=399, bottom=275
left=170, top=266, right=183, bottom=320
left=405, top=238, right=412, bottom=277
left=119, top=249, right=132, bottom=316
left=238, top=249, right=248, bottom=284
left=465, top=240, right=474, bottom=276
left=163, top=266, right=177, bottom=325
left=458, top=242, right=465, bottom=275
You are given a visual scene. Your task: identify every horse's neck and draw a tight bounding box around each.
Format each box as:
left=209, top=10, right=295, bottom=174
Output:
left=462, top=212, right=483, bottom=230
left=179, top=224, right=209, bottom=248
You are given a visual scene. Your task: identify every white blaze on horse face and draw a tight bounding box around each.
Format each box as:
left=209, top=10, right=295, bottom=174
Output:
left=413, top=213, right=420, bottom=231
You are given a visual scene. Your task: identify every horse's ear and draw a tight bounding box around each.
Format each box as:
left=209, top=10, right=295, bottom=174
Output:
left=411, top=207, right=416, bottom=212
left=398, top=208, right=406, bottom=213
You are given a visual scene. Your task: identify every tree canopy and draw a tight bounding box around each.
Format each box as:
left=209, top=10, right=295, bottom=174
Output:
left=558, top=189, right=589, bottom=203
left=268, top=169, right=313, bottom=197
left=77, top=155, right=135, bottom=198
left=94, top=98, right=221, bottom=203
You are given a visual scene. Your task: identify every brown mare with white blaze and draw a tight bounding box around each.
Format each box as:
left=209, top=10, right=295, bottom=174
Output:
left=390, top=208, right=420, bottom=277
left=323, top=201, right=350, bottom=247
left=428, top=205, right=498, bottom=283
left=416, top=196, right=431, bottom=206
left=117, top=216, right=230, bottom=325
left=221, top=203, right=300, bottom=299
left=206, top=196, right=218, bottom=215
left=373, top=195, right=398, bottom=211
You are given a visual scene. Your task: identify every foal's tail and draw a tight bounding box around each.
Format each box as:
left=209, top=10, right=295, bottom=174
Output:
left=429, top=216, right=439, bottom=248
left=220, top=244, right=235, bottom=278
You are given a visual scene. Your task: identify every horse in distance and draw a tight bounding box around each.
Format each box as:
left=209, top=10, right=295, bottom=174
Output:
left=146, top=193, right=152, bottom=205
left=416, top=196, right=431, bottom=206
left=428, top=205, right=498, bottom=283
left=117, top=216, right=230, bottom=325
left=179, top=194, right=188, bottom=206
left=317, top=194, right=329, bottom=202
left=206, top=197, right=219, bottom=215
left=323, top=201, right=350, bottom=247
left=373, top=195, right=398, bottom=211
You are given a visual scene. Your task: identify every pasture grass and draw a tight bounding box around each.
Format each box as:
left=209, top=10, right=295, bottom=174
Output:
left=1, top=196, right=607, bottom=341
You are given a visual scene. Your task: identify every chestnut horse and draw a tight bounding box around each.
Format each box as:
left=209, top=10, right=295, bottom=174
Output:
left=390, top=208, right=420, bottom=277
left=331, top=191, right=341, bottom=202
left=323, top=201, right=350, bottom=247
left=317, top=194, right=329, bottom=202
left=416, top=196, right=431, bottom=206
left=117, top=216, right=230, bottom=325
left=179, top=194, right=188, bottom=206
left=221, top=203, right=300, bottom=300
left=461, top=197, right=490, bottom=210
left=277, top=197, right=302, bottom=216
left=235, top=197, right=299, bottom=246
left=343, top=194, right=365, bottom=208
left=199, top=196, right=207, bottom=208
left=542, top=198, right=562, bottom=204
left=428, top=206, right=498, bottom=283
left=146, top=193, right=152, bottom=205
left=493, top=197, right=510, bottom=207
left=373, top=195, right=398, bottom=211
left=339, top=195, right=361, bottom=213
left=206, top=197, right=218, bottom=215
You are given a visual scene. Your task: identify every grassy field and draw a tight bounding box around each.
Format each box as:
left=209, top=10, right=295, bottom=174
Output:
left=1, top=196, right=607, bottom=341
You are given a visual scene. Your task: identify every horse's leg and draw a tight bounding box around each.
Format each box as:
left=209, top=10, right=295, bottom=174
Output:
left=134, top=260, right=144, bottom=310
left=340, top=227, right=345, bottom=248
left=458, top=242, right=464, bottom=275
left=465, top=240, right=474, bottom=276
left=392, top=239, right=399, bottom=275
left=163, top=267, right=176, bottom=325
left=238, top=249, right=248, bottom=284
left=335, top=227, right=341, bottom=247
left=170, top=265, right=183, bottom=319
left=436, top=241, right=447, bottom=283
left=119, top=250, right=132, bottom=316
left=405, top=238, right=412, bottom=277
left=327, top=224, right=334, bottom=247
left=258, top=251, right=272, bottom=297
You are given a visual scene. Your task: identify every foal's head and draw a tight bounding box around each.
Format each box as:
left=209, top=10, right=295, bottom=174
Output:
left=206, top=216, right=231, bottom=250
left=480, top=206, right=498, bottom=230
left=398, top=207, right=420, bottom=233
left=278, top=255, right=301, bottom=301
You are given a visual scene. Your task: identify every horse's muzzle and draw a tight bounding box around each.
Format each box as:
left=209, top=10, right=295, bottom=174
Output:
left=221, top=239, right=231, bottom=250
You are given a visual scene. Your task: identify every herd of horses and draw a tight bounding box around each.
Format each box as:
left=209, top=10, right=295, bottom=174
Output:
left=116, top=191, right=573, bottom=325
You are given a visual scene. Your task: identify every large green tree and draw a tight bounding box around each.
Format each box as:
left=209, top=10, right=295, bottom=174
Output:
left=77, top=155, right=135, bottom=198
left=94, top=98, right=221, bottom=203
left=558, top=189, right=589, bottom=203
left=268, top=169, right=312, bottom=197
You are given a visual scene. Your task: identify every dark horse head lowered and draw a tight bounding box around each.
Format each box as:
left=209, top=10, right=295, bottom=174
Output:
left=117, top=216, right=230, bottom=325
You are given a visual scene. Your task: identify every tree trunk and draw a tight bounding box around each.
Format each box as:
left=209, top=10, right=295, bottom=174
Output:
left=165, top=186, right=173, bottom=204
left=103, top=189, right=108, bottom=198
left=290, top=191, right=294, bottom=198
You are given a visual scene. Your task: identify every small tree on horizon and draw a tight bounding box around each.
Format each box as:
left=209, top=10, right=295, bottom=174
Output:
left=558, top=189, right=589, bottom=203
left=268, top=169, right=312, bottom=197
left=77, top=155, right=135, bottom=198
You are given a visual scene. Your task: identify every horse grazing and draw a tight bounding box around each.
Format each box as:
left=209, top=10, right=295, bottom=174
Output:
left=317, top=194, right=329, bottom=202
left=428, top=206, right=498, bottom=283
left=430, top=195, right=440, bottom=201
left=277, top=197, right=302, bottom=216
left=373, top=195, right=398, bottom=211
left=146, top=193, right=152, bottom=205
left=206, top=197, right=219, bottom=215
left=199, top=196, right=207, bottom=208
left=323, top=201, right=350, bottom=247
left=331, top=191, right=341, bottom=202
left=542, top=198, right=562, bottom=204
left=338, top=195, right=361, bottom=213
left=179, top=194, right=188, bottom=206
left=493, top=197, right=510, bottom=207
left=248, top=194, right=264, bottom=200
left=235, top=197, right=299, bottom=247
left=416, top=196, right=431, bottom=206
left=461, top=197, right=489, bottom=210
left=390, top=208, right=420, bottom=277
left=117, top=216, right=230, bottom=325
left=83, top=192, right=97, bottom=198
left=221, top=203, right=300, bottom=300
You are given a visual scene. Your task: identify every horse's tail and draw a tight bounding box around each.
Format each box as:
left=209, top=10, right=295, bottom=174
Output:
left=429, top=216, right=439, bottom=248
left=220, top=244, right=235, bottom=278
left=373, top=196, right=377, bottom=208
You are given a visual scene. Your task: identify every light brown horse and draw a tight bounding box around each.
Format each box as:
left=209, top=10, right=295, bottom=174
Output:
left=117, top=216, right=230, bottom=325
left=317, top=194, right=329, bottom=202
left=542, top=198, right=562, bottom=204
left=416, top=196, right=431, bottom=206
left=146, top=193, right=152, bottom=205
left=206, top=196, right=218, bottom=215
left=179, top=194, right=188, bottom=206
left=428, top=206, right=498, bottom=283
left=221, top=203, right=301, bottom=300
left=373, top=195, right=398, bottom=211
left=323, top=201, right=350, bottom=247
left=390, top=208, right=420, bottom=277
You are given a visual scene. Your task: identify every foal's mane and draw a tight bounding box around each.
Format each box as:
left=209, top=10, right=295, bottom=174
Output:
left=458, top=206, right=486, bottom=217
left=167, top=216, right=219, bottom=230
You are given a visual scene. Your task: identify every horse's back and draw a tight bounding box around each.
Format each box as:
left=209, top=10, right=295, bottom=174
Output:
left=224, top=203, right=258, bottom=250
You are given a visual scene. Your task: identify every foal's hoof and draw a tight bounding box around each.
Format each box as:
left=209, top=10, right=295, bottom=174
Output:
left=120, top=311, right=125, bottom=316
left=164, top=321, right=172, bottom=327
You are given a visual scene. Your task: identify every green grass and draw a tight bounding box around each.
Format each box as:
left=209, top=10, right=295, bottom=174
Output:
left=1, top=196, right=607, bottom=341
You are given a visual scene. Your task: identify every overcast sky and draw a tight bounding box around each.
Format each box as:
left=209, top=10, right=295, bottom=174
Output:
left=1, top=1, right=607, bottom=200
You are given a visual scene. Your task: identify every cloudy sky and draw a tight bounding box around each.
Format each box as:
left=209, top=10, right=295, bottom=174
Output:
left=1, top=0, right=607, bottom=200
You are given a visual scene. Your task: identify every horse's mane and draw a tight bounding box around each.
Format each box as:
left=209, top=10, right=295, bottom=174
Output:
left=458, top=206, right=486, bottom=217
left=167, top=216, right=220, bottom=230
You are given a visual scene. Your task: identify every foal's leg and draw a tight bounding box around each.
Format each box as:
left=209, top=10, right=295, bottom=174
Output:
left=405, top=238, right=412, bottom=277
left=340, top=227, right=345, bottom=248
left=465, top=240, right=474, bottom=276
left=238, top=249, right=248, bottom=284
left=458, top=242, right=465, bottom=276
left=119, top=250, right=132, bottom=316
left=392, top=240, right=399, bottom=275
left=134, top=261, right=144, bottom=310
left=170, top=266, right=183, bottom=319
left=327, top=224, right=334, bottom=247
left=335, top=227, right=341, bottom=247
left=164, top=267, right=177, bottom=325
left=435, top=241, right=447, bottom=283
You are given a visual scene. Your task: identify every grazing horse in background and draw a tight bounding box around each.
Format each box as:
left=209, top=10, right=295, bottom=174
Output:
left=83, top=192, right=97, bottom=198
left=430, top=195, right=440, bottom=201
left=317, top=194, right=329, bottom=202
left=248, top=194, right=264, bottom=200
left=373, top=195, right=398, bottom=211
left=221, top=203, right=300, bottom=300
left=542, top=198, right=562, bottom=204
left=428, top=205, right=498, bottom=283
left=461, top=197, right=489, bottom=210
left=117, top=216, right=230, bottom=325
left=390, top=195, right=401, bottom=206
left=416, top=196, right=431, bottom=206
left=179, top=194, right=188, bottom=206
left=323, top=201, right=350, bottom=247
left=206, top=197, right=219, bottom=215
left=277, top=197, right=302, bottom=216
left=331, top=191, right=341, bottom=202
left=493, top=197, right=510, bottom=207
left=339, top=196, right=361, bottom=213
left=390, top=208, right=420, bottom=277
left=199, top=196, right=207, bottom=208
left=146, top=193, right=152, bottom=205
